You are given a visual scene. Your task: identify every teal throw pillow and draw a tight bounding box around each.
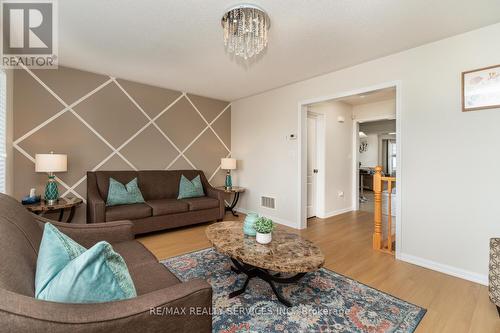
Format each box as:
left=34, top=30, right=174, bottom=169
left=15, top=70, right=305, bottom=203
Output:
left=106, top=177, right=145, bottom=206
left=177, top=174, right=205, bottom=199
left=35, top=223, right=137, bottom=303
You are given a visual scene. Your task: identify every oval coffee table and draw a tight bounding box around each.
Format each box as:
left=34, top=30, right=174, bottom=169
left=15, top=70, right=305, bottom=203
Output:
left=206, top=221, right=325, bottom=307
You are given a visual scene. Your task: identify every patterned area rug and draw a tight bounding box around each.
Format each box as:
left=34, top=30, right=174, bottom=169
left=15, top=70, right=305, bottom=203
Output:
left=162, top=248, right=426, bottom=333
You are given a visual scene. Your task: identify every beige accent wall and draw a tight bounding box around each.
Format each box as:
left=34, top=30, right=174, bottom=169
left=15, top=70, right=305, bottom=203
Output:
left=13, top=66, right=231, bottom=223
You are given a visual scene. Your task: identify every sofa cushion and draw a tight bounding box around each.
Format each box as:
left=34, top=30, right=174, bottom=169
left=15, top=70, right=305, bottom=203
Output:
left=138, top=170, right=208, bottom=200
left=112, top=241, right=158, bottom=266
left=146, top=199, right=189, bottom=216
left=127, top=262, right=180, bottom=295
left=182, top=197, right=220, bottom=211
left=105, top=241, right=179, bottom=294
left=106, top=203, right=152, bottom=221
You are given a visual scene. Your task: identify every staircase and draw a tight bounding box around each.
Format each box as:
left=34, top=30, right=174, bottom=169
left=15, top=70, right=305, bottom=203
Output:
left=372, top=166, right=396, bottom=254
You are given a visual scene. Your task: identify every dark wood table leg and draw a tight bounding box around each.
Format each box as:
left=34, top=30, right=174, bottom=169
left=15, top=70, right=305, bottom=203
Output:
left=66, top=206, right=76, bottom=223
left=225, top=192, right=240, bottom=217
left=228, top=258, right=306, bottom=307
left=58, top=209, right=64, bottom=222
left=268, top=281, right=292, bottom=307
left=229, top=275, right=252, bottom=298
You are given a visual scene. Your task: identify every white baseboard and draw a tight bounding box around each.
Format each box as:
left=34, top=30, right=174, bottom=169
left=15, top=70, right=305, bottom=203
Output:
left=234, top=207, right=298, bottom=229
left=398, top=252, right=488, bottom=286
left=317, top=207, right=354, bottom=219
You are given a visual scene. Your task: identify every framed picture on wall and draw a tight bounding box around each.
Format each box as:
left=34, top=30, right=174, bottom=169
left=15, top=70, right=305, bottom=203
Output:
left=462, top=64, right=500, bottom=112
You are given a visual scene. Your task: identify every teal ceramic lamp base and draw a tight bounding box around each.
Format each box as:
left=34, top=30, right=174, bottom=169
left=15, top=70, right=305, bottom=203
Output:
left=45, top=175, right=59, bottom=205
left=225, top=171, right=232, bottom=190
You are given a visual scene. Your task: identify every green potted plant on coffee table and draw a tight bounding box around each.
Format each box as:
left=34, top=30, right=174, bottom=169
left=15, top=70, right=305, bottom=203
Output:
left=254, top=217, right=275, bottom=244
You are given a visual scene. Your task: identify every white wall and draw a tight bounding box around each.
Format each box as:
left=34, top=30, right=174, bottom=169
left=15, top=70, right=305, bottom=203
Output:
left=359, top=134, right=379, bottom=168
left=308, top=102, right=353, bottom=217
left=231, top=23, right=500, bottom=284
left=352, top=99, right=396, bottom=120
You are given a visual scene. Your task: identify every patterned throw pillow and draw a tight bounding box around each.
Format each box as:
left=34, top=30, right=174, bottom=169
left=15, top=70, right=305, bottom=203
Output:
left=35, top=223, right=137, bottom=303
left=106, top=177, right=145, bottom=206
left=177, top=174, right=205, bottom=199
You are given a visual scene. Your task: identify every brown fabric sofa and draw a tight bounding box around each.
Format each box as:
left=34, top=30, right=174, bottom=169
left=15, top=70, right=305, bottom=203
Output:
left=0, top=194, right=212, bottom=332
left=87, top=170, right=224, bottom=234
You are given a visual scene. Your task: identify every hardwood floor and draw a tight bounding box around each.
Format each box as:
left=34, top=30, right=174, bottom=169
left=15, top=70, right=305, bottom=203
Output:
left=138, top=210, right=499, bottom=333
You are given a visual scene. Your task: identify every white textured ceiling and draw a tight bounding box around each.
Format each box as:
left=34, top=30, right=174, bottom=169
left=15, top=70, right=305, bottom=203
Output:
left=59, top=0, right=500, bottom=101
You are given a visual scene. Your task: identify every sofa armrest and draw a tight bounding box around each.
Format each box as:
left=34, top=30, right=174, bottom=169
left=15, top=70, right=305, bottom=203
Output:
left=205, top=185, right=221, bottom=200
left=87, top=172, right=106, bottom=223
left=205, top=185, right=224, bottom=220
left=0, top=279, right=212, bottom=333
left=489, top=238, right=500, bottom=306
left=35, top=216, right=134, bottom=247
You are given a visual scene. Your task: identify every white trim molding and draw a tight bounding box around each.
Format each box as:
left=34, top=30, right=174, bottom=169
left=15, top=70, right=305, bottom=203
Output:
left=316, top=207, right=354, bottom=219
left=398, top=252, right=488, bottom=286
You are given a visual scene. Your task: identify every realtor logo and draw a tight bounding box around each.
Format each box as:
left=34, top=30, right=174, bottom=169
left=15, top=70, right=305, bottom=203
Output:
left=1, top=0, right=58, bottom=68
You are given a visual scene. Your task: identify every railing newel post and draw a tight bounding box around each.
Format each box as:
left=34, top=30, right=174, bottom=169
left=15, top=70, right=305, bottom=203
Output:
left=372, top=166, right=383, bottom=250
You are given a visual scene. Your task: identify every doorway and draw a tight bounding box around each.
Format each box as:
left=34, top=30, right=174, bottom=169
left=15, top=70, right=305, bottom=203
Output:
left=357, top=119, right=396, bottom=214
left=298, top=81, right=402, bottom=256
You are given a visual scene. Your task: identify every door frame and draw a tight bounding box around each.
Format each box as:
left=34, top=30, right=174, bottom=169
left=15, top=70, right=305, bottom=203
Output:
left=306, top=111, right=325, bottom=219
left=298, top=80, right=403, bottom=258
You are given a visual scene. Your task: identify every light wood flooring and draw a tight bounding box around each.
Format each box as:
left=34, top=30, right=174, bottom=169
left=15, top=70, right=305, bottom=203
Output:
left=138, top=210, right=499, bottom=333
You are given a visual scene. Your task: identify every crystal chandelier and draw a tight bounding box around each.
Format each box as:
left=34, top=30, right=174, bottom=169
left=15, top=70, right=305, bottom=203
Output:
left=221, top=4, right=270, bottom=60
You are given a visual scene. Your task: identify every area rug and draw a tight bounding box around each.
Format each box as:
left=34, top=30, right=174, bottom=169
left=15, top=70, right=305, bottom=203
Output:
left=162, top=248, right=426, bottom=333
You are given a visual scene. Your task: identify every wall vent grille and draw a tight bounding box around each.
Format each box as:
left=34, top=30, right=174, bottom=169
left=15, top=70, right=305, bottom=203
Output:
left=261, top=196, right=276, bottom=209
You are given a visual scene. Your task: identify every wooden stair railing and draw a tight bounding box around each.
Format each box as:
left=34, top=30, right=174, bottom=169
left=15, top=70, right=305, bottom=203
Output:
left=373, top=166, right=396, bottom=254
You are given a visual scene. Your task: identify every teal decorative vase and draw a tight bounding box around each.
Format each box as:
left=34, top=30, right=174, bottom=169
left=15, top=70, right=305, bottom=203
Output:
left=243, top=212, right=258, bottom=236
left=44, top=176, right=59, bottom=205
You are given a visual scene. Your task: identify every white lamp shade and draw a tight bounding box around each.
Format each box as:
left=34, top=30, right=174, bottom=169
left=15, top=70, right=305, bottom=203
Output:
left=221, top=158, right=236, bottom=170
left=35, top=153, right=67, bottom=173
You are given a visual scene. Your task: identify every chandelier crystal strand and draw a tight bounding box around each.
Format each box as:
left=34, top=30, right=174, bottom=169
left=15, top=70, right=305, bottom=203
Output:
left=222, top=5, right=270, bottom=60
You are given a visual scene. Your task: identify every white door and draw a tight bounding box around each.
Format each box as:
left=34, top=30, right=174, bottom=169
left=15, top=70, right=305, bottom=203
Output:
left=307, top=114, right=318, bottom=218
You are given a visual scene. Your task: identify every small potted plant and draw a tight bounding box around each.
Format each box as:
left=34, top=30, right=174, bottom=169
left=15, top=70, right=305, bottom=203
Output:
left=254, top=217, right=274, bottom=244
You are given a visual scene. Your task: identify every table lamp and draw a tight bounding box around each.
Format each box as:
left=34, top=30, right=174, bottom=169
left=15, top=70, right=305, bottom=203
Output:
left=35, top=152, right=67, bottom=205
left=221, top=158, right=236, bottom=190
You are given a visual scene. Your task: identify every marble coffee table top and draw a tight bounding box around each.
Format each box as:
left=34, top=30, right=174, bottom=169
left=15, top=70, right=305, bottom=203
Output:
left=206, top=221, right=325, bottom=273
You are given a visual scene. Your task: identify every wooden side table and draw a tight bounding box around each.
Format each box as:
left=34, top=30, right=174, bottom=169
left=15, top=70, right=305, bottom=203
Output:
left=215, top=186, right=246, bottom=217
left=25, top=197, right=83, bottom=223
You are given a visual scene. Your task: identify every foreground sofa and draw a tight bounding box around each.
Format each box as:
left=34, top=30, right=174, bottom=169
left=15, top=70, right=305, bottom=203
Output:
left=87, top=170, right=224, bottom=234
left=0, top=194, right=212, bottom=332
